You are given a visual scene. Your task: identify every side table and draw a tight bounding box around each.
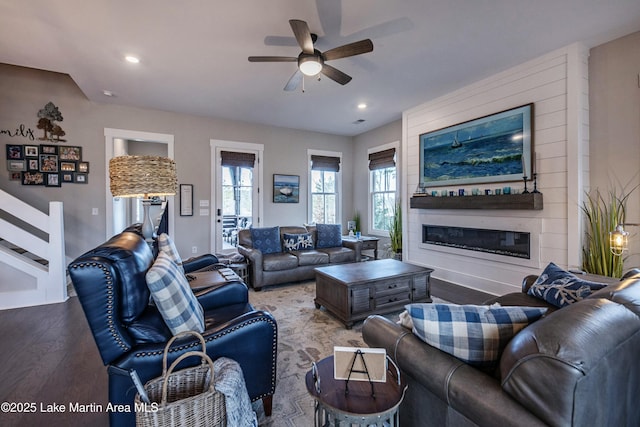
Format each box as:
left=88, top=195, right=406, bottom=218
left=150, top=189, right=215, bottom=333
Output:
left=342, top=235, right=379, bottom=260
left=305, top=355, right=407, bottom=426
left=228, top=262, right=249, bottom=284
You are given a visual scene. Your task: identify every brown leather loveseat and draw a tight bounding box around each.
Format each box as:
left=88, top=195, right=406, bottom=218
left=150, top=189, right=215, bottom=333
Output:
left=363, top=270, right=640, bottom=426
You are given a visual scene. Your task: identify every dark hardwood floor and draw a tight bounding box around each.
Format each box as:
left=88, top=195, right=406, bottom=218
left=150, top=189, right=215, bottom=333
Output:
left=0, top=296, right=109, bottom=427
left=431, top=277, right=493, bottom=304
left=0, top=279, right=488, bottom=427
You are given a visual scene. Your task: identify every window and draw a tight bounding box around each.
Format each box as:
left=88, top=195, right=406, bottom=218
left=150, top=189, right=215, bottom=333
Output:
left=309, top=151, right=341, bottom=224
left=369, top=146, right=397, bottom=234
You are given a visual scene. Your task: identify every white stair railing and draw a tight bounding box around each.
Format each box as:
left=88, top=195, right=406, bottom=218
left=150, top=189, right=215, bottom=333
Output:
left=0, top=189, right=66, bottom=310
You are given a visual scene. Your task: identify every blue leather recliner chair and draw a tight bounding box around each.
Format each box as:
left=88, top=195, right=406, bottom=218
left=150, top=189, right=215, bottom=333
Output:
left=68, top=231, right=277, bottom=426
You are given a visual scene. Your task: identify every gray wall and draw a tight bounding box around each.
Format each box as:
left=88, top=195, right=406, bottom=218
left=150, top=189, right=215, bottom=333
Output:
left=0, top=64, right=353, bottom=258
left=589, top=30, right=640, bottom=268
left=352, top=119, right=402, bottom=256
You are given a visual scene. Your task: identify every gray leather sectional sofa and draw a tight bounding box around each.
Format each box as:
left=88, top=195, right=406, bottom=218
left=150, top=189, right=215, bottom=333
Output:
left=363, top=270, right=640, bottom=426
left=238, top=225, right=361, bottom=291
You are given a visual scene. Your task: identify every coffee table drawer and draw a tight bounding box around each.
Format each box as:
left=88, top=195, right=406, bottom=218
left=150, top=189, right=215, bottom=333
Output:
left=374, top=278, right=411, bottom=298
left=375, top=292, right=411, bottom=310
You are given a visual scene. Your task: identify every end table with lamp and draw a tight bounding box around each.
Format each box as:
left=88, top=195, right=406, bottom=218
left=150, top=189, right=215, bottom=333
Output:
left=342, top=234, right=379, bottom=260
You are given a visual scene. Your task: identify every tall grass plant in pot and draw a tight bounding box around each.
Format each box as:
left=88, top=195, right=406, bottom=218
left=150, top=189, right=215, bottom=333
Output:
left=581, top=188, right=632, bottom=278
left=389, top=200, right=402, bottom=260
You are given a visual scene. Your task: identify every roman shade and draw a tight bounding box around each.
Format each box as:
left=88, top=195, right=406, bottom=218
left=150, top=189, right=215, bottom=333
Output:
left=368, top=148, right=396, bottom=170
left=311, top=155, right=340, bottom=172
left=221, top=151, right=256, bottom=168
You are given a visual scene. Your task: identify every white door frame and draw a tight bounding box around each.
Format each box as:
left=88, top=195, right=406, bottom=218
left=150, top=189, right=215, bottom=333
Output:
left=210, top=139, right=264, bottom=253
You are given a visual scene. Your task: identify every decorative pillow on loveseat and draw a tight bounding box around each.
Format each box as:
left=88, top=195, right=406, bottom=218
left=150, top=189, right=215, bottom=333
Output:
left=315, top=224, right=342, bottom=248
left=406, top=303, right=547, bottom=368
left=283, top=232, right=314, bottom=251
left=250, top=226, right=282, bottom=254
left=527, top=262, right=607, bottom=308
left=157, top=233, right=184, bottom=274
left=146, top=251, right=205, bottom=335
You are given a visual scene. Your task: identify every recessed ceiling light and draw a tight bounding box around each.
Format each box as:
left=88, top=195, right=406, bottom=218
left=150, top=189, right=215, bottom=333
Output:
left=125, top=55, right=140, bottom=64
left=102, top=90, right=115, bottom=97
left=357, top=103, right=367, bottom=110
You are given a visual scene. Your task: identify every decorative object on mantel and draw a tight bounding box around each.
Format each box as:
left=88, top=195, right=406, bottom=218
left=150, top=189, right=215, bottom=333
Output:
left=109, top=155, right=177, bottom=241
left=419, top=103, right=533, bottom=188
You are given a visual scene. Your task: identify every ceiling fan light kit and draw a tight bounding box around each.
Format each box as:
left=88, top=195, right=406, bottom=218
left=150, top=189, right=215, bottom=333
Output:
left=249, top=19, right=373, bottom=91
left=298, top=53, right=323, bottom=76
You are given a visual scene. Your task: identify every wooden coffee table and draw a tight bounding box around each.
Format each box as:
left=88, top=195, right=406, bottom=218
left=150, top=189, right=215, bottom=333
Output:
left=314, top=259, right=433, bottom=328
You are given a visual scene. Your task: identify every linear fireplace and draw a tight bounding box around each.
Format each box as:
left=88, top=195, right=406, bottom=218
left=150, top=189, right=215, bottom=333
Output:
left=423, top=225, right=530, bottom=259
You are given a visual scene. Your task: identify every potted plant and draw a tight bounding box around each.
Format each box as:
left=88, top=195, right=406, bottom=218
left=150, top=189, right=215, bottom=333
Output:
left=389, top=200, right=402, bottom=260
left=353, top=211, right=361, bottom=233
left=581, top=187, right=633, bottom=278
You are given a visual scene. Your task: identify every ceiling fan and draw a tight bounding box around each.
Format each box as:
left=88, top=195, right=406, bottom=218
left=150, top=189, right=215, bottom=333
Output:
left=248, top=19, right=373, bottom=91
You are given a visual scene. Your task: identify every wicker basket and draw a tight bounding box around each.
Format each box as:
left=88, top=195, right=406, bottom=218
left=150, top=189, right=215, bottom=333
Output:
left=135, top=332, right=226, bottom=427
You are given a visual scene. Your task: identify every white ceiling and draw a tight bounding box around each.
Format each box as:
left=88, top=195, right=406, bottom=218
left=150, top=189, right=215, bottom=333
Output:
left=2, top=0, right=640, bottom=136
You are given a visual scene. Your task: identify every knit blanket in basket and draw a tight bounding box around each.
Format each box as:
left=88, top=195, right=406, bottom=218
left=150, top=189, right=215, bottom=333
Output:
left=213, top=357, right=258, bottom=427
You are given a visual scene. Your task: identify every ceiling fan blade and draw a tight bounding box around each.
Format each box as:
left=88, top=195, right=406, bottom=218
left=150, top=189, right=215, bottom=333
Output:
left=289, top=19, right=315, bottom=54
left=322, top=39, right=373, bottom=61
left=284, top=70, right=303, bottom=91
left=321, top=64, right=352, bottom=85
left=248, top=56, right=297, bottom=62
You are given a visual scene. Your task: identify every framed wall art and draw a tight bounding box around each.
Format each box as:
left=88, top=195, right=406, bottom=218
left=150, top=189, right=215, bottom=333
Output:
left=22, top=171, right=44, bottom=185
left=59, top=146, right=81, bottom=161
left=273, top=174, right=300, bottom=203
left=180, top=184, right=193, bottom=216
left=419, top=103, right=533, bottom=187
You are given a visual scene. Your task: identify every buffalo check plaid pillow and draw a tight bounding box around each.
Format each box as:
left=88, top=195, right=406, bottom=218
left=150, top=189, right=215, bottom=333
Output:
left=146, top=251, right=205, bottom=335
left=406, top=303, right=547, bottom=368
left=157, top=233, right=184, bottom=274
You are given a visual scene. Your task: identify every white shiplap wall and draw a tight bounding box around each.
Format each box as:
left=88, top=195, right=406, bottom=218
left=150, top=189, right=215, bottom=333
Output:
left=402, top=44, right=590, bottom=296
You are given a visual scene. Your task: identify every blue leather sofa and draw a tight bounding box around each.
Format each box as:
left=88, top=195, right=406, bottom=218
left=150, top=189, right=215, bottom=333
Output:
left=68, top=231, right=278, bottom=426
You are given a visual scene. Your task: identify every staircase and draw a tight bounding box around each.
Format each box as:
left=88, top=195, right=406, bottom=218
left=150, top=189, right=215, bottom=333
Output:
left=0, top=189, right=67, bottom=310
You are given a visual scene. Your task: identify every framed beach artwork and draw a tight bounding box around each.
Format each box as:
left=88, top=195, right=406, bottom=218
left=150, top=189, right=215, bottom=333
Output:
left=273, top=174, right=300, bottom=203
left=419, top=104, right=533, bottom=187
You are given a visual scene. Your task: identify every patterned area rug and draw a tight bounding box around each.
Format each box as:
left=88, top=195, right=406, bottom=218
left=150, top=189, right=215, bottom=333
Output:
left=248, top=280, right=444, bottom=426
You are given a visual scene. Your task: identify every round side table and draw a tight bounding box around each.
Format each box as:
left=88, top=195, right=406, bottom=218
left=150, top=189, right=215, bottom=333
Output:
left=305, top=355, right=407, bottom=426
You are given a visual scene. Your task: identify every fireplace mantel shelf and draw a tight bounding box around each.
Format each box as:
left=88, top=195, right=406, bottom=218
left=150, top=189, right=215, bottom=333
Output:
left=410, top=192, right=543, bottom=210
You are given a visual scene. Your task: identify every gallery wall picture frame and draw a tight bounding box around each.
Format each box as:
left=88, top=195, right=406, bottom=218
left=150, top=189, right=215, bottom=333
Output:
left=60, top=161, right=76, bottom=172
left=39, top=154, right=59, bottom=172
left=77, top=161, right=89, bottom=173
left=59, top=146, right=82, bottom=161
left=6, top=144, right=23, bottom=160
left=180, top=184, right=193, bottom=216
left=22, top=171, right=44, bottom=185
left=7, top=159, right=26, bottom=171
left=28, top=159, right=39, bottom=171
left=24, top=145, right=39, bottom=157
left=9, top=172, right=21, bottom=181
left=273, top=174, right=300, bottom=203
left=74, top=172, right=88, bottom=184
left=40, top=144, right=57, bottom=155
left=45, top=173, right=61, bottom=187
left=61, top=172, right=74, bottom=183
left=419, top=103, right=534, bottom=187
